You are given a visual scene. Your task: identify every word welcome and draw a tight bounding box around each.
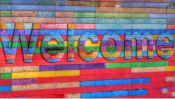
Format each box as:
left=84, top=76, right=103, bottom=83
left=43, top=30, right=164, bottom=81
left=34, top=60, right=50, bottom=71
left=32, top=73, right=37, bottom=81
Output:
left=1, top=23, right=174, bottom=63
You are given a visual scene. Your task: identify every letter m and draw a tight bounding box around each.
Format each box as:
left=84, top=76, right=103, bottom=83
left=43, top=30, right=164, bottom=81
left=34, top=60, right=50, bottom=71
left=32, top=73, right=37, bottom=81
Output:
left=125, top=32, right=153, bottom=59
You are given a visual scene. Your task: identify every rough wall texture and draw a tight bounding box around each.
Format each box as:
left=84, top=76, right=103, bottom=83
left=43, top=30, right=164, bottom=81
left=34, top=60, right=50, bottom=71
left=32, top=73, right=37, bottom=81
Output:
left=0, top=0, right=175, bottom=98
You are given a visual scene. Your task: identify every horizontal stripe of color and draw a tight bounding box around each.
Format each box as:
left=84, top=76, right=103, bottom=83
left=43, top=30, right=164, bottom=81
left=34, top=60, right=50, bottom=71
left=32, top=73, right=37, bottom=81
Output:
left=12, top=70, right=79, bottom=79
left=80, top=77, right=150, bottom=87
left=0, top=5, right=96, bottom=12
left=39, top=63, right=105, bottom=71
left=106, top=61, right=168, bottom=68
left=2, top=29, right=175, bottom=35
left=80, top=89, right=147, bottom=98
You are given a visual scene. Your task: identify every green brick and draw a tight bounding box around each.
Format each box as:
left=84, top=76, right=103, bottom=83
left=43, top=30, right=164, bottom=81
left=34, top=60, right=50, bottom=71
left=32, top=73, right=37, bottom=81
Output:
left=68, top=41, right=74, bottom=47
left=1, top=73, right=12, bottom=79
left=41, top=41, right=65, bottom=47
left=8, top=42, right=21, bottom=48
left=0, top=0, right=12, bottom=4
left=47, top=47, right=67, bottom=53
left=131, top=46, right=136, bottom=51
left=34, top=48, right=41, bottom=53
left=21, top=41, right=36, bottom=48
left=74, top=12, right=96, bottom=18
left=95, top=13, right=117, bottom=18
left=133, top=13, right=149, bottom=18
left=96, top=13, right=148, bottom=18
left=105, top=61, right=168, bottom=68
left=0, top=42, right=3, bottom=48
left=39, top=0, right=49, bottom=5
left=74, top=12, right=149, bottom=18
left=49, top=0, right=56, bottom=5
left=0, top=11, right=12, bottom=17
left=90, top=1, right=100, bottom=6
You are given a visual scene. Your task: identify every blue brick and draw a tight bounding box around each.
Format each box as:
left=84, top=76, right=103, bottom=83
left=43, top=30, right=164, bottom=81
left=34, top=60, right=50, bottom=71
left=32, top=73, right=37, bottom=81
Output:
left=0, top=85, right=11, bottom=92
left=56, top=6, right=95, bottom=12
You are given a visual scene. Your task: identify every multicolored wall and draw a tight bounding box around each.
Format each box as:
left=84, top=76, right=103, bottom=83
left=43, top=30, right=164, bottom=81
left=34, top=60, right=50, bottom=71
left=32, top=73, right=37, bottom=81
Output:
left=1, top=0, right=175, bottom=98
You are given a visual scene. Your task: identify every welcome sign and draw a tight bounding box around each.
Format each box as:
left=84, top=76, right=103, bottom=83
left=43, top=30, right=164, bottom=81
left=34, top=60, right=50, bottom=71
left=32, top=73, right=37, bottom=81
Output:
left=0, top=0, right=175, bottom=98
left=0, top=23, right=175, bottom=64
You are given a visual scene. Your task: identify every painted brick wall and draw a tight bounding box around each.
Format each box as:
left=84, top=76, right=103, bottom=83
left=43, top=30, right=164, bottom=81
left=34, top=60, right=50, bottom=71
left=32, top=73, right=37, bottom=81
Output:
left=0, top=0, right=175, bottom=98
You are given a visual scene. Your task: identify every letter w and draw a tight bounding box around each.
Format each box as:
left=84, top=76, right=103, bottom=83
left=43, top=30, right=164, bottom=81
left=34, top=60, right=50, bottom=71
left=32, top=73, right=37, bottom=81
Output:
left=1, top=23, right=40, bottom=63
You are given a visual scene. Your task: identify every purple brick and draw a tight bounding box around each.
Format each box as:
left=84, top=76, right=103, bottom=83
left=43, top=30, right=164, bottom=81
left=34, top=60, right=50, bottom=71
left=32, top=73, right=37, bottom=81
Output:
left=94, top=63, right=105, bottom=69
left=39, top=65, right=56, bottom=71
left=101, top=41, right=107, bottom=46
left=32, top=30, right=39, bottom=35
left=148, top=40, right=154, bottom=45
left=141, top=40, right=154, bottom=46
left=12, top=78, right=36, bottom=85
left=1, top=29, right=8, bottom=35
left=136, top=41, right=142, bottom=46
left=125, top=40, right=132, bottom=46
left=70, top=65, right=80, bottom=70
left=101, top=40, right=122, bottom=46
left=129, top=40, right=155, bottom=46
left=39, top=63, right=105, bottom=71
left=14, top=29, right=25, bottom=35
left=56, top=65, right=71, bottom=70
left=79, top=41, right=85, bottom=47
left=116, top=41, right=122, bottom=46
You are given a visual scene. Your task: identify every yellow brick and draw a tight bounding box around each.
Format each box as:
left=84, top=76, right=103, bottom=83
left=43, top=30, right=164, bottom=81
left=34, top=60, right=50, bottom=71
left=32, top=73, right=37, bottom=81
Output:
left=48, top=41, right=58, bottom=45
left=166, top=66, right=175, bottom=71
left=12, top=70, right=80, bottom=79
left=148, top=51, right=153, bottom=56
left=15, top=23, right=24, bottom=29
left=33, top=23, right=41, bottom=29
left=163, top=38, right=169, bottom=42
left=137, top=51, right=142, bottom=57
left=68, top=24, right=75, bottom=29
left=152, top=35, right=159, bottom=40
left=157, top=50, right=174, bottom=56
left=79, top=52, right=98, bottom=58
left=84, top=41, right=101, bottom=47
left=125, top=51, right=131, bottom=57
left=39, top=41, right=41, bottom=47
left=102, top=52, right=121, bottom=57
left=0, top=23, right=7, bottom=29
